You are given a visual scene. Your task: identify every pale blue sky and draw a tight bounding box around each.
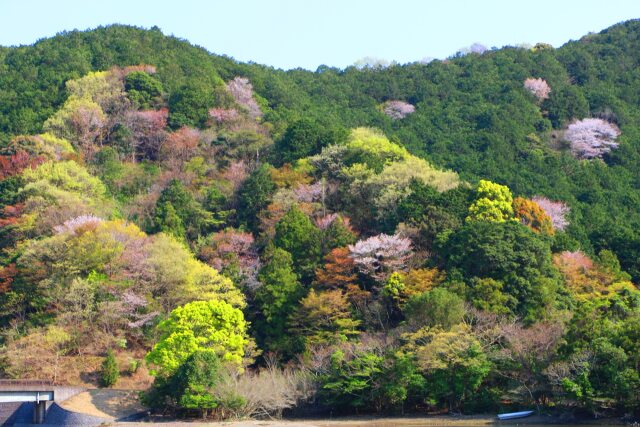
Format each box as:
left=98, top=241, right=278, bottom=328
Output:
left=1, top=0, right=639, bottom=70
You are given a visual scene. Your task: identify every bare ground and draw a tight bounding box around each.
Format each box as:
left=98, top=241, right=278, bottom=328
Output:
left=59, top=389, right=145, bottom=420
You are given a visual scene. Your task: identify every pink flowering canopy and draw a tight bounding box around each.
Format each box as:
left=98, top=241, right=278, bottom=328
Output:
left=564, top=118, right=620, bottom=159
left=382, top=100, right=416, bottom=120
left=226, top=77, right=262, bottom=120
left=54, top=215, right=104, bottom=234
left=523, top=78, right=551, bottom=101
left=349, top=233, right=413, bottom=282
left=532, top=196, right=570, bottom=231
left=209, top=108, right=240, bottom=124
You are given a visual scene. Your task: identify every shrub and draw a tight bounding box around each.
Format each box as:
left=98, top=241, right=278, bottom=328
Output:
left=99, top=349, right=119, bottom=387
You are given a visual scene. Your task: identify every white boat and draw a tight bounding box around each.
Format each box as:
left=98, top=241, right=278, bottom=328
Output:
left=497, top=410, right=535, bottom=420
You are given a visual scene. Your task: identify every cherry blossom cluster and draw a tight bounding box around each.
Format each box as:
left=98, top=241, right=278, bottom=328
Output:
left=564, top=118, right=620, bottom=159
left=523, top=78, right=551, bottom=100
left=382, top=100, right=416, bottom=120
left=227, top=77, right=262, bottom=120
left=209, top=108, right=240, bottom=123
left=349, top=233, right=412, bottom=282
left=532, top=196, right=570, bottom=231
left=54, top=215, right=104, bottom=234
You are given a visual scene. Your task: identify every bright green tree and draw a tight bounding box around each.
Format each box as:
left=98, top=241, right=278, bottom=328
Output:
left=145, top=300, right=249, bottom=378
left=99, top=349, right=120, bottom=387
left=467, top=180, right=514, bottom=222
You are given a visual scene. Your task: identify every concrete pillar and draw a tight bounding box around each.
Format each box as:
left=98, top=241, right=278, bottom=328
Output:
left=33, top=400, right=46, bottom=424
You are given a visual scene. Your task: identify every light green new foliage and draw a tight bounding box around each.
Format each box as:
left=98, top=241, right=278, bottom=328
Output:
left=147, top=233, right=246, bottom=310
left=383, top=272, right=406, bottom=300
left=65, top=71, right=122, bottom=105
left=43, top=71, right=124, bottom=150
left=21, top=160, right=107, bottom=201
left=466, top=179, right=514, bottom=222
left=369, top=157, right=460, bottom=213
left=39, top=133, right=75, bottom=159
left=43, top=98, right=106, bottom=142
left=340, top=130, right=460, bottom=217
left=34, top=133, right=75, bottom=159
left=377, top=157, right=460, bottom=192
left=345, top=127, right=410, bottom=170
left=146, top=300, right=249, bottom=378
left=18, top=160, right=112, bottom=225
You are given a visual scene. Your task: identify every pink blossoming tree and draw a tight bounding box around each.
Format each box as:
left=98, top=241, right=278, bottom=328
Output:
left=349, top=233, right=413, bottom=282
left=532, top=196, right=570, bottom=231
left=226, top=77, right=262, bottom=120
left=382, top=100, right=416, bottom=120
left=564, top=118, right=620, bottom=159
left=523, top=78, right=551, bottom=101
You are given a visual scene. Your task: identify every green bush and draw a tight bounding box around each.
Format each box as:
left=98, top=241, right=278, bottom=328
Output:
left=99, top=349, right=119, bottom=387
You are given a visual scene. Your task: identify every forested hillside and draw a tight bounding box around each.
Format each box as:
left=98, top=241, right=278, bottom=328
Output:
left=0, top=21, right=639, bottom=418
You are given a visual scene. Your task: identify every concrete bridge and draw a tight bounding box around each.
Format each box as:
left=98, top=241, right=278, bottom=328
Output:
left=0, top=380, right=84, bottom=425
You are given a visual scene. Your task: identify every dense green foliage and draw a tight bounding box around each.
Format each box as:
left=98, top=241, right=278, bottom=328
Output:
left=1, top=22, right=640, bottom=419
left=143, top=350, right=240, bottom=418
left=124, top=71, right=164, bottom=109
left=145, top=300, right=249, bottom=378
left=99, top=349, right=120, bottom=387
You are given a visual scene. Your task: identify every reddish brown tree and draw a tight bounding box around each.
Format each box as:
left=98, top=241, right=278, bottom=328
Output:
left=315, top=247, right=358, bottom=289
left=0, top=263, right=18, bottom=293
left=160, top=127, right=200, bottom=167
left=513, top=197, right=554, bottom=235
left=0, top=151, right=45, bottom=180
left=198, top=228, right=260, bottom=289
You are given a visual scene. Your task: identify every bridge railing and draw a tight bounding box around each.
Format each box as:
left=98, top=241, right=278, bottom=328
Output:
left=0, top=380, right=53, bottom=388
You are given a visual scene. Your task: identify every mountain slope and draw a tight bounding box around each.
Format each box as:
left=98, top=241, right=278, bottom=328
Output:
left=2, top=21, right=640, bottom=277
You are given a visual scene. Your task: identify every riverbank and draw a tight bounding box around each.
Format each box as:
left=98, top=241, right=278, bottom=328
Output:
left=57, top=390, right=631, bottom=427
left=106, top=413, right=630, bottom=427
